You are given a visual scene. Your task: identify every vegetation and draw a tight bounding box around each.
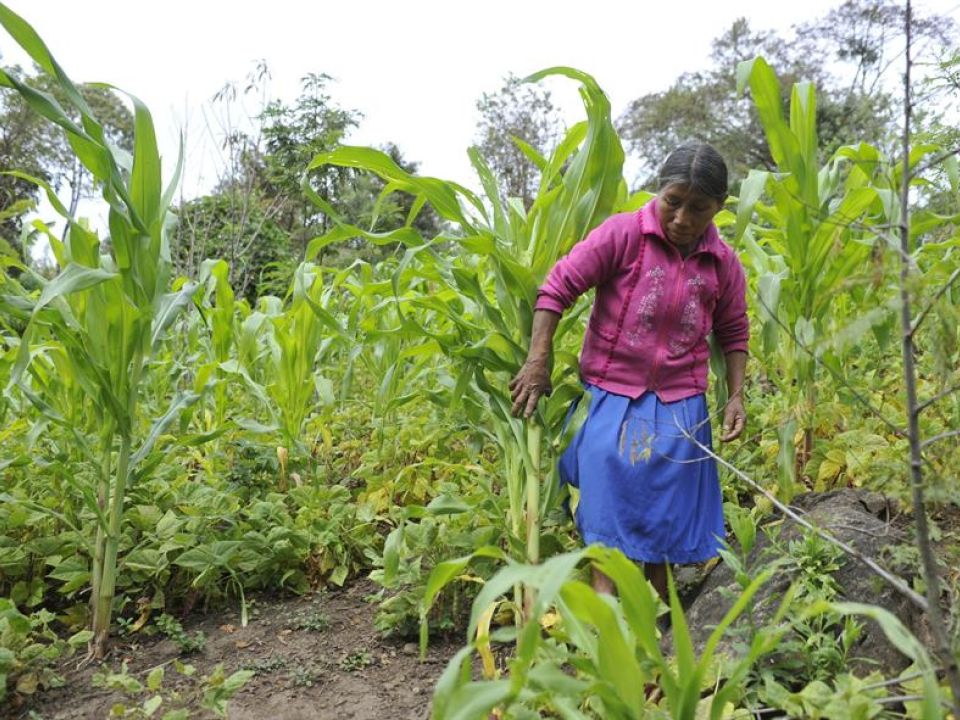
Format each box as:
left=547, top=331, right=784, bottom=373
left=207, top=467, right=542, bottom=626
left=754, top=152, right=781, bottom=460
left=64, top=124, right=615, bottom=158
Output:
left=1, top=1, right=959, bottom=718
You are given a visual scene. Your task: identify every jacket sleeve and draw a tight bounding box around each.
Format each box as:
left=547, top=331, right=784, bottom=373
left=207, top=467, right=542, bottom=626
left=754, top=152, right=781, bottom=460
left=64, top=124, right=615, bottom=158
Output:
left=713, top=251, right=750, bottom=353
left=534, top=219, right=627, bottom=314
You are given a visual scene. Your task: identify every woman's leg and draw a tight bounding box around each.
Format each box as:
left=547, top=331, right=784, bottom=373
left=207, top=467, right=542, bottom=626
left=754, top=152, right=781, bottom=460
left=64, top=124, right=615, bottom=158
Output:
left=591, top=566, right=616, bottom=595
left=644, top=562, right=668, bottom=602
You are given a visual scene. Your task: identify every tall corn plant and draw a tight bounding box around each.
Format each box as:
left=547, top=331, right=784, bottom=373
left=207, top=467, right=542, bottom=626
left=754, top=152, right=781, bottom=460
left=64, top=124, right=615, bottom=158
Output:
left=226, top=262, right=342, bottom=470
left=0, top=6, right=196, bottom=657
left=734, top=58, right=895, bottom=496
left=304, top=69, right=622, bottom=592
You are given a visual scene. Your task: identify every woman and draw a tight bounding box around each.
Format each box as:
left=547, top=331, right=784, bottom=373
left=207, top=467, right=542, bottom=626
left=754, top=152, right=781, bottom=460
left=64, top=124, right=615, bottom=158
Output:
left=509, top=142, right=748, bottom=600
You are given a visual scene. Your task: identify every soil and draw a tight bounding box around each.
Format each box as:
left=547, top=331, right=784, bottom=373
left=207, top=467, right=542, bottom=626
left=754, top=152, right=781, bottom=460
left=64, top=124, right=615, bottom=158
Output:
left=13, top=580, right=461, bottom=720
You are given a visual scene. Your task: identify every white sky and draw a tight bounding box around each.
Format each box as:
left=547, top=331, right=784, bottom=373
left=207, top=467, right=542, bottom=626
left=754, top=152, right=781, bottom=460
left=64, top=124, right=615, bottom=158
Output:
left=2, top=0, right=958, bottom=211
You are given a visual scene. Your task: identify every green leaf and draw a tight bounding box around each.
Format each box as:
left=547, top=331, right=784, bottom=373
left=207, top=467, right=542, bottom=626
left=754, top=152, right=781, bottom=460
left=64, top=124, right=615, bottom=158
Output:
left=146, top=666, right=165, bottom=692
left=734, top=170, right=768, bottom=242
left=68, top=629, right=94, bottom=647
left=35, top=263, right=117, bottom=314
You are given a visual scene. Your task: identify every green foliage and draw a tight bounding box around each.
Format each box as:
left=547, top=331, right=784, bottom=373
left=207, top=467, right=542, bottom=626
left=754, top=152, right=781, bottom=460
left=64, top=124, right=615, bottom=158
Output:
left=155, top=614, right=206, bottom=655
left=305, top=68, right=626, bottom=606
left=474, top=73, right=563, bottom=208
left=338, top=650, right=372, bottom=672
left=92, top=659, right=252, bottom=719
left=1, top=2, right=959, bottom=714
left=0, top=599, right=90, bottom=704
left=618, top=1, right=957, bottom=184
left=431, top=546, right=780, bottom=720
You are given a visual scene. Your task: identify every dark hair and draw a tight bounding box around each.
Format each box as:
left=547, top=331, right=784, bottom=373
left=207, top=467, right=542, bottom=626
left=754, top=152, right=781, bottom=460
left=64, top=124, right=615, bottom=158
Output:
left=657, top=142, right=728, bottom=201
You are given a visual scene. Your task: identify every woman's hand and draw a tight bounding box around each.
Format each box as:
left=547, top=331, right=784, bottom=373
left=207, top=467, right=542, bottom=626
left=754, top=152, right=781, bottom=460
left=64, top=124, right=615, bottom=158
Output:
left=719, top=395, right=746, bottom=442
left=509, top=359, right=552, bottom=418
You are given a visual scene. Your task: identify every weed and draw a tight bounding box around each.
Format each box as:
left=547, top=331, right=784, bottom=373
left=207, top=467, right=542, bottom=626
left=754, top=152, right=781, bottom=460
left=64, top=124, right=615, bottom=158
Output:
left=242, top=655, right=288, bottom=676
left=339, top=651, right=371, bottom=672
left=293, top=609, right=329, bottom=633
left=91, top=660, right=251, bottom=719
left=289, top=665, right=319, bottom=687
left=155, top=614, right=206, bottom=655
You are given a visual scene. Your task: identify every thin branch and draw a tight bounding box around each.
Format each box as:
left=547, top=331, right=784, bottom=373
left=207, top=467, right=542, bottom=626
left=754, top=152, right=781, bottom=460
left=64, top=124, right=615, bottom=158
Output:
left=911, top=266, right=960, bottom=335
left=920, top=428, right=960, bottom=450
left=864, top=671, right=926, bottom=690
left=897, top=3, right=960, bottom=711
left=916, top=382, right=960, bottom=414
left=909, top=146, right=960, bottom=178
left=682, top=426, right=928, bottom=612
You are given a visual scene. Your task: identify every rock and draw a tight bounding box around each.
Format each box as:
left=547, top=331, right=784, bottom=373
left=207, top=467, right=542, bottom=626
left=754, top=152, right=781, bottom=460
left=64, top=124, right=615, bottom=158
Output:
left=669, top=488, right=920, bottom=677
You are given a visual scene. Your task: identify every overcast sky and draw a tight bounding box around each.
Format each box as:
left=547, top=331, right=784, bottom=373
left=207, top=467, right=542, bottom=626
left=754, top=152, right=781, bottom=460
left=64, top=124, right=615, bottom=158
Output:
left=2, top=0, right=958, bottom=204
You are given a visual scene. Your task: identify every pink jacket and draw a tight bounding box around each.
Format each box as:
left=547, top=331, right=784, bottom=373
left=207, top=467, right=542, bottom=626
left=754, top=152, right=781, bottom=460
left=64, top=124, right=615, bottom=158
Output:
left=535, top=199, right=749, bottom=402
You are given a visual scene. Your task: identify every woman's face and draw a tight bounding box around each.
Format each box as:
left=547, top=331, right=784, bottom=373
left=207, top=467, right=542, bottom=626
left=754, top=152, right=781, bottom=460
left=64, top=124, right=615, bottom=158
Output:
left=656, top=183, right=725, bottom=251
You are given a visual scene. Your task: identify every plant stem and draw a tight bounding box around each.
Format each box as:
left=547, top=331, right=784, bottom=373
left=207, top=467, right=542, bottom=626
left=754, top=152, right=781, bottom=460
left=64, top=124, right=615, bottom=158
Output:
left=525, top=423, right=542, bottom=566
left=89, top=444, right=111, bottom=629
left=898, top=2, right=960, bottom=710
left=523, top=423, right=542, bottom=617
left=90, top=431, right=131, bottom=659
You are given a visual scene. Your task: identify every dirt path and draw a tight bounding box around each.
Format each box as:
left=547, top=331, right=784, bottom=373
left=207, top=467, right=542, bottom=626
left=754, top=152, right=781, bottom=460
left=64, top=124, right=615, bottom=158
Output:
left=17, top=580, right=461, bottom=720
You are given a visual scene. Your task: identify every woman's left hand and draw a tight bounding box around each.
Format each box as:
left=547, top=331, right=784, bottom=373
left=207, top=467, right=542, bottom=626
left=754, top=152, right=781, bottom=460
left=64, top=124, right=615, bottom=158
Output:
left=719, top=396, right=746, bottom=442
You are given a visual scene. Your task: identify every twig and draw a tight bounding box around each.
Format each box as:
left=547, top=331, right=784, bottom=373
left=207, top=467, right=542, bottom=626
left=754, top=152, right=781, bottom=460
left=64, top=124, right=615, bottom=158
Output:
left=681, top=427, right=928, bottom=612
left=920, top=428, right=960, bottom=450
left=911, top=266, right=960, bottom=336
left=878, top=695, right=925, bottom=705
left=910, top=146, right=960, bottom=179
left=864, top=671, right=926, bottom=690
left=897, top=3, right=960, bottom=711
left=916, top=382, right=960, bottom=414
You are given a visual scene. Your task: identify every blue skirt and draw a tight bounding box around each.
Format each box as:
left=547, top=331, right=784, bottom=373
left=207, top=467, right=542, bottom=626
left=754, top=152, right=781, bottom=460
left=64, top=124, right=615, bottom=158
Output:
left=559, top=386, right=725, bottom=564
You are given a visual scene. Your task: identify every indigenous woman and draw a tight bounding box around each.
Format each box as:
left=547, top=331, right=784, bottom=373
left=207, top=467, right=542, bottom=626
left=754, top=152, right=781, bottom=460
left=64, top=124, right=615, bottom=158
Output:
left=509, top=142, right=748, bottom=599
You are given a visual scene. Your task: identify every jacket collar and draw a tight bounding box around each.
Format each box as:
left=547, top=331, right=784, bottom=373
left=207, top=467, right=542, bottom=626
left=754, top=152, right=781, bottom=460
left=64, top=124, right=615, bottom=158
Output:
left=638, top=197, right=724, bottom=259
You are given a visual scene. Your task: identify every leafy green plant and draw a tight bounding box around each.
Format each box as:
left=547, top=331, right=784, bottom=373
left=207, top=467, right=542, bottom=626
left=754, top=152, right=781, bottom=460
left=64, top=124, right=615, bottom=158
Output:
left=293, top=608, right=329, bottom=632
left=241, top=655, right=288, bottom=676
left=289, top=664, right=319, bottom=687
left=0, top=5, right=202, bottom=657
left=155, top=613, right=206, bottom=655
left=432, top=546, right=781, bottom=720
left=305, top=67, right=625, bottom=621
left=339, top=650, right=372, bottom=672
left=0, top=599, right=90, bottom=705
left=93, top=659, right=252, bottom=719
left=734, top=57, right=900, bottom=496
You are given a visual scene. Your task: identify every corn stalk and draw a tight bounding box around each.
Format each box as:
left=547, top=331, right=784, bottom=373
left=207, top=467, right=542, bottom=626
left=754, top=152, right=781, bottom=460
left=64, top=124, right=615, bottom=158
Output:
left=734, top=57, right=897, bottom=496
left=303, top=67, right=625, bottom=616
left=0, top=4, right=198, bottom=658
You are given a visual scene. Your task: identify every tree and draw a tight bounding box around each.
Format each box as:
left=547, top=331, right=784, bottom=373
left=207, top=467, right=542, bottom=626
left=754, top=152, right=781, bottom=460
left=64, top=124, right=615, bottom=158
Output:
left=172, top=66, right=440, bottom=298
left=617, top=0, right=957, bottom=184
left=475, top=74, right=563, bottom=208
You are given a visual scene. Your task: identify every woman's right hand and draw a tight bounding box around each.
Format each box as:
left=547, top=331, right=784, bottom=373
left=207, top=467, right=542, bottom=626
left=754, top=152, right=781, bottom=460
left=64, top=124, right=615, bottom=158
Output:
left=509, top=358, right=552, bottom=418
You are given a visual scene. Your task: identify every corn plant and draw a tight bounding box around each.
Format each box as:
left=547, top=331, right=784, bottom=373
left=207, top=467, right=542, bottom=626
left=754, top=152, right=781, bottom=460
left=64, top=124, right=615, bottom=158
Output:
left=220, top=261, right=345, bottom=476
left=431, top=546, right=780, bottom=720
left=195, top=259, right=238, bottom=429
left=0, top=5, right=199, bottom=657
left=304, top=68, right=624, bottom=617
left=733, top=57, right=903, bottom=496
left=263, top=263, right=337, bottom=453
